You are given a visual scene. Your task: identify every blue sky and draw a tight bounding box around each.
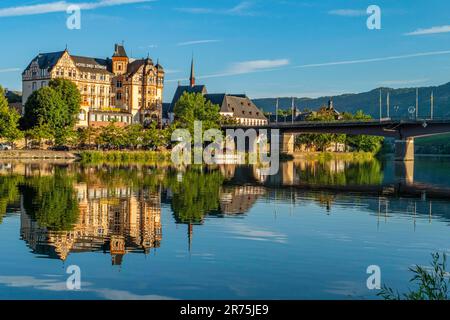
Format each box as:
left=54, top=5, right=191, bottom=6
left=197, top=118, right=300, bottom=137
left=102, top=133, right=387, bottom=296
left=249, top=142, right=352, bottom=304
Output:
left=1, top=0, right=450, bottom=102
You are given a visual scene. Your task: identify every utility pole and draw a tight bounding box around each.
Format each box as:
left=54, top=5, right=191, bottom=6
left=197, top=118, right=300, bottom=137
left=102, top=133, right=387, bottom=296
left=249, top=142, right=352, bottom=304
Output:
left=291, top=97, right=295, bottom=124
left=379, top=89, right=382, bottom=120
left=387, top=91, right=390, bottom=119
left=275, top=98, right=279, bottom=123
left=431, top=91, right=434, bottom=120
left=416, top=88, right=419, bottom=120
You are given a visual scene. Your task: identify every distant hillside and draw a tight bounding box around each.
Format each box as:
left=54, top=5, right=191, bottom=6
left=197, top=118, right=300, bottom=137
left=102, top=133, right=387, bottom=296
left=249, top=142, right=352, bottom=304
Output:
left=253, top=82, right=450, bottom=119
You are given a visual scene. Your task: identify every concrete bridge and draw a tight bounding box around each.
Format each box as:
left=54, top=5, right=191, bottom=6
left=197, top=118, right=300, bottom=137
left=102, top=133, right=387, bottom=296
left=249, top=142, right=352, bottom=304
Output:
left=222, top=119, right=450, bottom=161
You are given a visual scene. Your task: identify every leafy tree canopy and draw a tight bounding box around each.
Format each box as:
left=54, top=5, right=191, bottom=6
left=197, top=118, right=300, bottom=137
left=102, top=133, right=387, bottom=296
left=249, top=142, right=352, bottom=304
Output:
left=22, top=79, right=81, bottom=145
left=174, top=92, right=222, bottom=135
left=0, top=86, right=23, bottom=142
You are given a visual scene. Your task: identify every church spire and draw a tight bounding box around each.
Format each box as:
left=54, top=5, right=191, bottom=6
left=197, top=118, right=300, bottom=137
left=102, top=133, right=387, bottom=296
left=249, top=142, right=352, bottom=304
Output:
left=190, top=56, right=195, bottom=87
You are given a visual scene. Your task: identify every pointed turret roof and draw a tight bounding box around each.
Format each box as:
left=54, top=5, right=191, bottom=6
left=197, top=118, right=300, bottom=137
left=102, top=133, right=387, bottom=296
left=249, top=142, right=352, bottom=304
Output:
left=113, top=44, right=128, bottom=58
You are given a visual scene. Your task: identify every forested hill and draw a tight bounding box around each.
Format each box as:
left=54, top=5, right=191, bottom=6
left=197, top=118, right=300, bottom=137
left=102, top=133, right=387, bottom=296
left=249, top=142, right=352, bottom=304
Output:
left=253, top=82, right=450, bottom=119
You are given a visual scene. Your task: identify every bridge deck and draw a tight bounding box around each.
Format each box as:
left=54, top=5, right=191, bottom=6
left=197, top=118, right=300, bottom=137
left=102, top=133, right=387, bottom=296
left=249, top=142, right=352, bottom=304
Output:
left=223, top=119, right=450, bottom=130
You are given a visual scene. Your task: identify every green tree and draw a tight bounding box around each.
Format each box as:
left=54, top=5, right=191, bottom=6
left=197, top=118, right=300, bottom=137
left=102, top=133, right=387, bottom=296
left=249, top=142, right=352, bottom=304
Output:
left=295, top=109, right=383, bottom=153
left=25, top=124, right=53, bottom=148
left=174, top=92, right=222, bottom=135
left=76, top=126, right=99, bottom=148
left=49, top=78, right=81, bottom=127
left=143, top=122, right=170, bottom=150
left=96, top=122, right=125, bottom=149
left=0, top=86, right=23, bottom=143
left=125, top=124, right=144, bottom=149
left=346, top=110, right=384, bottom=153
left=379, top=253, right=449, bottom=300
left=22, top=79, right=81, bottom=146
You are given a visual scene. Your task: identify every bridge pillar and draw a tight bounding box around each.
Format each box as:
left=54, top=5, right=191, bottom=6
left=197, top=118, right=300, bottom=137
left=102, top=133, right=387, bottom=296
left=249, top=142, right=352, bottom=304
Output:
left=395, top=138, right=415, bottom=162
left=281, top=133, right=295, bottom=155
left=394, top=161, right=414, bottom=185
left=281, top=161, right=294, bottom=185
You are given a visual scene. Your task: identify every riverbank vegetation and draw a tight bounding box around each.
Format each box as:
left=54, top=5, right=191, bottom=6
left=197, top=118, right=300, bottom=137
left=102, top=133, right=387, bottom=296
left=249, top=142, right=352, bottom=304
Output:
left=301, top=151, right=378, bottom=162
left=79, top=150, right=171, bottom=164
left=379, top=252, right=449, bottom=300
left=294, top=109, right=384, bottom=154
left=3, top=83, right=384, bottom=158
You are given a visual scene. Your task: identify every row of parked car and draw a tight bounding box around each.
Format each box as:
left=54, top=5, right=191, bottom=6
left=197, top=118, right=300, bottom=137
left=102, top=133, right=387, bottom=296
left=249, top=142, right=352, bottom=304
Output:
left=0, top=144, right=12, bottom=151
left=0, top=144, right=72, bottom=151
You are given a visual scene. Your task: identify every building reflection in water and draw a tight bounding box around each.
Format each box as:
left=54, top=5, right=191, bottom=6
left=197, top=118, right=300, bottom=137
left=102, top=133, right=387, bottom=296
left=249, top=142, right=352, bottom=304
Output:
left=2, top=158, right=450, bottom=264
left=18, top=167, right=162, bottom=265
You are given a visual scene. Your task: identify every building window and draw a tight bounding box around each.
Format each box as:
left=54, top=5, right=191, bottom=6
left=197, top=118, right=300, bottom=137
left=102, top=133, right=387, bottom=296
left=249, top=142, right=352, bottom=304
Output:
left=41, top=81, right=46, bottom=88
left=116, top=92, right=122, bottom=100
left=117, top=81, right=122, bottom=88
left=79, top=110, right=86, bottom=121
left=32, top=82, right=37, bottom=91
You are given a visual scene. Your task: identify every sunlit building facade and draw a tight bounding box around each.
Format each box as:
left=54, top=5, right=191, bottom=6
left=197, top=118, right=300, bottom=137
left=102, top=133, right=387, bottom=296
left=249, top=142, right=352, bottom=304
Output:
left=22, top=44, right=164, bottom=128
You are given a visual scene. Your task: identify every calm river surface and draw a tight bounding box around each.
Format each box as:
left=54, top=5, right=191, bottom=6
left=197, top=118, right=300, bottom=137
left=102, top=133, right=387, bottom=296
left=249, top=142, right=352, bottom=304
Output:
left=0, top=156, right=450, bottom=300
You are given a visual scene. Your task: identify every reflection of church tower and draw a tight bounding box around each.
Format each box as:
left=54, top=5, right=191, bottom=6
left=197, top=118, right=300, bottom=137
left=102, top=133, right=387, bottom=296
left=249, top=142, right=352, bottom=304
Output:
left=188, top=223, right=193, bottom=252
left=110, top=235, right=125, bottom=266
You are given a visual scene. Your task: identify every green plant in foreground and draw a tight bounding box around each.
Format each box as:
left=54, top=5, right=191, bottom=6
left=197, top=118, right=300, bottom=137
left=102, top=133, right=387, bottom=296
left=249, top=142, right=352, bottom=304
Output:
left=378, top=253, right=449, bottom=300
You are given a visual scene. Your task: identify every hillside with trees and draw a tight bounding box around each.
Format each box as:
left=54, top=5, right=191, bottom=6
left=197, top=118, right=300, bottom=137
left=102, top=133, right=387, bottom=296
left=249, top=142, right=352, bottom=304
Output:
left=254, top=82, right=450, bottom=119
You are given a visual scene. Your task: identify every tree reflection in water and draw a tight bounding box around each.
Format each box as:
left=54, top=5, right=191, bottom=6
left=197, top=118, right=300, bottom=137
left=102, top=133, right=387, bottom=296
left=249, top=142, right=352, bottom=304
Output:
left=20, top=167, right=79, bottom=231
left=0, top=159, right=449, bottom=263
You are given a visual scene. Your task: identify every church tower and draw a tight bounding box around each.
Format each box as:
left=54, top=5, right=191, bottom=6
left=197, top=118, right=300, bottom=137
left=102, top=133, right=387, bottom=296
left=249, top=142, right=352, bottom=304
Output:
left=112, top=43, right=129, bottom=75
left=189, top=57, right=195, bottom=87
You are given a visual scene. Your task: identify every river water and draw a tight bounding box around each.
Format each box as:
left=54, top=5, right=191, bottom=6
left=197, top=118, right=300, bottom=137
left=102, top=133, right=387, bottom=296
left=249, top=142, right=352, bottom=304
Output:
left=0, top=156, right=449, bottom=300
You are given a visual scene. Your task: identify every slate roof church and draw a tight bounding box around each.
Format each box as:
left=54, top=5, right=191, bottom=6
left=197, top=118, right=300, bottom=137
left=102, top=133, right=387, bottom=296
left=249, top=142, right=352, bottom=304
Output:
left=167, top=58, right=268, bottom=126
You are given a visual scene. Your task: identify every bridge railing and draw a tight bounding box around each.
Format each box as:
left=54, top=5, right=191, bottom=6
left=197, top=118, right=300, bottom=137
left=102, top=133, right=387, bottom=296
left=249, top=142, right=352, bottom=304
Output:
left=264, top=116, right=450, bottom=126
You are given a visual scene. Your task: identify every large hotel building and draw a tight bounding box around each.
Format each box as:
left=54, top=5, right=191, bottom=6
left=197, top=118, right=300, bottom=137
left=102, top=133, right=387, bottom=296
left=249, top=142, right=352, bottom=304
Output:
left=22, top=44, right=164, bottom=127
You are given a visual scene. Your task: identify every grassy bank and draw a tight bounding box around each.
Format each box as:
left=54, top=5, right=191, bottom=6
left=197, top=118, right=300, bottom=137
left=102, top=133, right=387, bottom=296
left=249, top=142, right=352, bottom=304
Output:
left=78, top=151, right=171, bottom=164
left=296, top=151, right=377, bottom=162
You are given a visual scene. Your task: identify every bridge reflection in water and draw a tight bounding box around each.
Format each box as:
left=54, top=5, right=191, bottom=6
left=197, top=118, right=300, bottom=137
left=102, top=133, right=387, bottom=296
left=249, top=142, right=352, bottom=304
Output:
left=223, top=119, right=450, bottom=161
left=1, top=158, right=450, bottom=264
